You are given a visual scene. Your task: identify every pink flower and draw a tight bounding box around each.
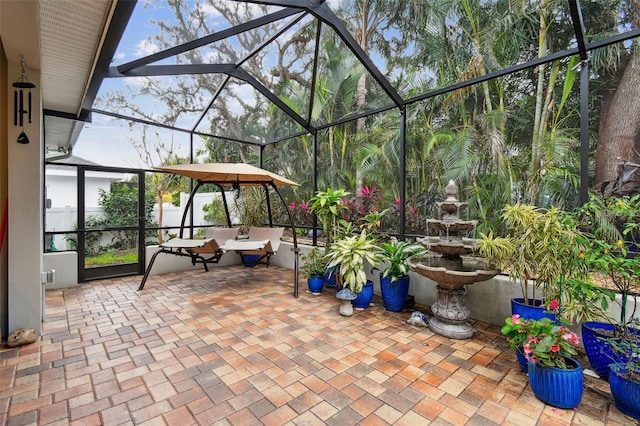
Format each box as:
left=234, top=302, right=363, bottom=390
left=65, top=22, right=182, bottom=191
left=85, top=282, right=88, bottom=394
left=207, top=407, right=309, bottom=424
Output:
left=550, top=344, right=561, bottom=353
left=562, top=332, right=580, bottom=345
left=549, top=300, right=559, bottom=310
left=523, top=343, right=534, bottom=362
left=395, top=198, right=401, bottom=206
left=511, top=314, right=521, bottom=325
left=288, top=202, right=296, bottom=210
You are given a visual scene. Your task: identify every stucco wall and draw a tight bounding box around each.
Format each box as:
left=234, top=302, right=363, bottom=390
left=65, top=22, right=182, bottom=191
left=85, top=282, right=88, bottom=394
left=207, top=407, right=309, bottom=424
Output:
left=44, top=240, right=639, bottom=330
left=7, top=61, right=43, bottom=334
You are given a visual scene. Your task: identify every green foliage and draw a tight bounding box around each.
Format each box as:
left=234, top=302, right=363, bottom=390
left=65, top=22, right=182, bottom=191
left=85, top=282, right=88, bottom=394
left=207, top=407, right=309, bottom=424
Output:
left=202, top=197, right=228, bottom=225
left=64, top=215, right=104, bottom=255
left=577, top=194, right=640, bottom=325
left=98, top=181, right=157, bottom=249
left=234, top=187, right=266, bottom=229
left=85, top=249, right=138, bottom=267
left=309, top=188, right=350, bottom=247
left=300, top=248, right=327, bottom=279
left=359, top=209, right=389, bottom=236
left=549, top=277, right=612, bottom=325
left=325, top=230, right=380, bottom=293
left=477, top=203, right=585, bottom=304
left=377, top=238, right=427, bottom=282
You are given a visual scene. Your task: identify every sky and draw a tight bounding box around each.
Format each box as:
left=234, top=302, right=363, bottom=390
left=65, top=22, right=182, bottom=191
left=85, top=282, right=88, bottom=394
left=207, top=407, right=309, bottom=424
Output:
left=71, top=0, right=394, bottom=168
left=74, top=1, right=298, bottom=168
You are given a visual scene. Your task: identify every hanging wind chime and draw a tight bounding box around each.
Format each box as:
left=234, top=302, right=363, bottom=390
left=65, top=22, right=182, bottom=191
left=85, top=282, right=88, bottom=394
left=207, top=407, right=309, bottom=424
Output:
left=13, top=56, right=36, bottom=144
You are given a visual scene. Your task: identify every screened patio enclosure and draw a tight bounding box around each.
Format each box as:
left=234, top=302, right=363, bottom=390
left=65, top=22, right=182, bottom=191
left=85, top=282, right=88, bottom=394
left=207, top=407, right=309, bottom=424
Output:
left=42, top=0, right=640, bottom=244
left=1, top=0, right=639, bottom=343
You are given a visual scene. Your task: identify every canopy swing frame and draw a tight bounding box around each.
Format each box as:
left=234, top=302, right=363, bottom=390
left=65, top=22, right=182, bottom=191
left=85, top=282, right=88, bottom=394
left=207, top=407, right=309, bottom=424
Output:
left=138, top=163, right=300, bottom=296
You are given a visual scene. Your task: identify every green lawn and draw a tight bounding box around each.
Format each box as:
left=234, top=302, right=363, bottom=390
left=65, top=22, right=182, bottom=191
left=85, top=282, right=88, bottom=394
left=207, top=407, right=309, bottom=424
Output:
left=85, top=249, right=138, bottom=267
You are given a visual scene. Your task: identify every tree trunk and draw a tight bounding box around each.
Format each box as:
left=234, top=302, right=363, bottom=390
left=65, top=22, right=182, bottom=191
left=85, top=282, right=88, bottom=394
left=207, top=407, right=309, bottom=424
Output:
left=595, top=51, right=640, bottom=193
left=157, top=193, right=164, bottom=244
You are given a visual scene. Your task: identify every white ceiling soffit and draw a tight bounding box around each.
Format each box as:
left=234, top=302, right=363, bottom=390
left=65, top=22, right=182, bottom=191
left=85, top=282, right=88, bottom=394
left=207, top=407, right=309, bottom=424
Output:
left=39, top=0, right=115, bottom=158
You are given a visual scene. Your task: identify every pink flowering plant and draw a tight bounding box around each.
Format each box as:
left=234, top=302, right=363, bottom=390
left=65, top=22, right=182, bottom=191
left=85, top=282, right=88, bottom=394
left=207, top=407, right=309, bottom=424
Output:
left=501, top=300, right=581, bottom=369
left=287, top=201, right=313, bottom=227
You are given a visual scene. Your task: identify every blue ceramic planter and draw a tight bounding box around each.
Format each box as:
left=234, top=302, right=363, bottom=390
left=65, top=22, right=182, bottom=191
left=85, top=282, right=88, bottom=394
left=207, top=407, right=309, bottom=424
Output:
left=510, top=298, right=555, bottom=321
left=307, top=276, right=324, bottom=294
left=609, top=364, right=640, bottom=420
left=243, top=254, right=261, bottom=267
left=380, top=274, right=410, bottom=312
left=352, top=280, right=374, bottom=309
left=528, top=357, right=583, bottom=409
left=515, top=348, right=528, bottom=373
left=582, top=321, right=631, bottom=381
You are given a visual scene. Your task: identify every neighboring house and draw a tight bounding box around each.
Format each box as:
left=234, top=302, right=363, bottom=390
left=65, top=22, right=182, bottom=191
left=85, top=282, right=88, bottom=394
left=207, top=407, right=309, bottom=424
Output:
left=45, top=156, right=124, bottom=251
left=44, top=156, right=226, bottom=251
left=46, top=155, right=120, bottom=208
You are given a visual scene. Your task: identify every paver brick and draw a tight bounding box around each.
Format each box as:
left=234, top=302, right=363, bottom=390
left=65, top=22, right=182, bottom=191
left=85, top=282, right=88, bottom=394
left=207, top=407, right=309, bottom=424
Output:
left=0, top=266, right=621, bottom=426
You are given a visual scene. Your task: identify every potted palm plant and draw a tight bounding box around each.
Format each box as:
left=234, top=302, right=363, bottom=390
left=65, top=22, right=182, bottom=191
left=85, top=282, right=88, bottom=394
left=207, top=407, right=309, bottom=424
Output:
left=377, top=238, right=427, bottom=312
left=300, top=248, right=326, bottom=295
left=326, top=230, right=380, bottom=316
left=310, top=188, right=350, bottom=289
left=309, top=188, right=349, bottom=248
left=477, top=203, right=585, bottom=318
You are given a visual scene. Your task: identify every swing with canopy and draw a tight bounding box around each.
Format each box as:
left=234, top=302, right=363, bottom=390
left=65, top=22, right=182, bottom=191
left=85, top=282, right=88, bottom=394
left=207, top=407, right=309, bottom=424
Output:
left=138, top=163, right=300, bottom=297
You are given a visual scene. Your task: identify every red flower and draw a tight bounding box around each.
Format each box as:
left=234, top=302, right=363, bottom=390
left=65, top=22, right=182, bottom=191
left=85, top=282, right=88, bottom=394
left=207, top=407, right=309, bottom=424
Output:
left=549, top=300, right=559, bottom=310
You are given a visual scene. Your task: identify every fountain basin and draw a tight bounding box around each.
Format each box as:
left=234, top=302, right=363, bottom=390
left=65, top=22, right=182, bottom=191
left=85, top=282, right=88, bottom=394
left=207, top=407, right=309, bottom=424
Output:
left=426, top=219, right=477, bottom=233
left=408, top=256, right=499, bottom=290
left=408, top=255, right=500, bottom=339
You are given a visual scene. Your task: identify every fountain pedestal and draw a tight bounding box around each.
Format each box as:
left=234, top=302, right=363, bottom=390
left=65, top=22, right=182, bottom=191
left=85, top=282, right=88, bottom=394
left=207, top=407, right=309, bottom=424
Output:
left=430, top=286, right=472, bottom=339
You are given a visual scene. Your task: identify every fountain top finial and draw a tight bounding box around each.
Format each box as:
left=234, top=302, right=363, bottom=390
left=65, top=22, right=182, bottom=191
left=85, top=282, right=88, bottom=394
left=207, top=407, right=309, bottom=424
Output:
left=445, top=180, right=458, bottom=201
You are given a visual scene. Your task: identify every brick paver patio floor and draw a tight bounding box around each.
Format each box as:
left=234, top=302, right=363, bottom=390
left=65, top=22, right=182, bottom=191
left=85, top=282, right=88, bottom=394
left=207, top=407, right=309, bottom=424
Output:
left=0, top=265, right=634, bottom=425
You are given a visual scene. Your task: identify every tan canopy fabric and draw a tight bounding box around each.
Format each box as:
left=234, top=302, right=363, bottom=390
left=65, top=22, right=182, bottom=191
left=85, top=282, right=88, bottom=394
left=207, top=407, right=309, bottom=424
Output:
left=155, top=163, right=298, bottom=187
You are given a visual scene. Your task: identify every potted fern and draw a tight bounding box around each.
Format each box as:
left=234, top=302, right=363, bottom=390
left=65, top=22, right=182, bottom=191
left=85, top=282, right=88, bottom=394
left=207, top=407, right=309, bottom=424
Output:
left=378, top=238, right=427, bottom=312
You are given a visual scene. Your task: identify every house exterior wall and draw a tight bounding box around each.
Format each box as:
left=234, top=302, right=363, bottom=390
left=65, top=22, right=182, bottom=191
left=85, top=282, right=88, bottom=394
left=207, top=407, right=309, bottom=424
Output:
left=6, top=55, right=43, bottom=335
left=1, top=1, right=43, bottom=337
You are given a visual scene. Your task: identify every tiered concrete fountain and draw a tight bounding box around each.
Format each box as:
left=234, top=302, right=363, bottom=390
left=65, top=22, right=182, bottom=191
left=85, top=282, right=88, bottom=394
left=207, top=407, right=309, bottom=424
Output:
left=408, top=180, right=499, bottom=339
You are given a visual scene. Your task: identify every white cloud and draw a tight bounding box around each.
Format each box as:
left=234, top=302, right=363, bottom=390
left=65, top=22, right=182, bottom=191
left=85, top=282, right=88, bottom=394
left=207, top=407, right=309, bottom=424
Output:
left=135, top=37, right=160, bottom=57
left=326, top=0, right=344, bottom=11
left=199, top=3, right=222, bottom=19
